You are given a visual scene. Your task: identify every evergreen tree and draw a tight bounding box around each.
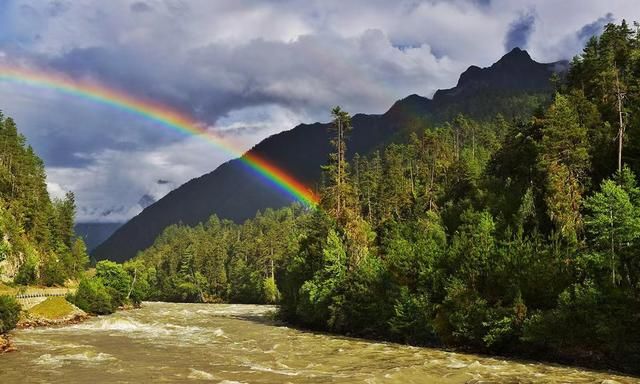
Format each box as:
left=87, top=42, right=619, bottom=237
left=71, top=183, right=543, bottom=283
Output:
left=322, top=106, right=353, bottom=220
left=584, top=178, right=640, bottom=285
left=538, top=94, right=590, bottom=243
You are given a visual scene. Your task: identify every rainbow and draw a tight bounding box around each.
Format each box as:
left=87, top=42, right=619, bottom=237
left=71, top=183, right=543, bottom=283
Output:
left=0, top=65, right=319, bottom=206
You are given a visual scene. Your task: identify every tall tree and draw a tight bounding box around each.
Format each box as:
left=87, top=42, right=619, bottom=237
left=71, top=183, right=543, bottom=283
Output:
left=323, top=106, right=353, bottom=220
left=584, top=178, right=640, bottom=285
left=538, top=94, right=590, bottom=242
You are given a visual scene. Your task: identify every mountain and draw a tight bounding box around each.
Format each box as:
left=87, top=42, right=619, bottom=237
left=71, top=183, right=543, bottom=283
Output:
left=93, top=48, right=567, bottom=263
left=75, top=222, right=122, bottom=252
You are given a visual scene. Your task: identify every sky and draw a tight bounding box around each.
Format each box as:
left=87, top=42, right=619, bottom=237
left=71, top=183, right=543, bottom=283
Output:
left=0, top=0, right=638, bottom=223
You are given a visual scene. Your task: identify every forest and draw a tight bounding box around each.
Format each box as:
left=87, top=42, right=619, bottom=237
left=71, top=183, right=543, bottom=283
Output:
left=0, top=114, right=89, bottom=286
left=1, top=20, right=640, bottom=373
left=0, top=110, right=90, bottom=332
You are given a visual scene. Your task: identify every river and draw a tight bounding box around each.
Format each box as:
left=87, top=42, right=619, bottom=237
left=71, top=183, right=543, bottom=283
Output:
left=1, top=302, right=637, bottom=383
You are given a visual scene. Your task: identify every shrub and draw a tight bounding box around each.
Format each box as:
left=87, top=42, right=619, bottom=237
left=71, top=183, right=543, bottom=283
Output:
left=389, top=288, right=436, bottom=344
left=39, top=256, right=66, bottom=286
left=15, top=258, right=38, bottom=285
left=0, top=295, right=21, bottom=333
left=95, top=261, right=131, bottom=307
left=69, top=278, right=113, bottom=315
left=262, top=277, right=280, bottom=304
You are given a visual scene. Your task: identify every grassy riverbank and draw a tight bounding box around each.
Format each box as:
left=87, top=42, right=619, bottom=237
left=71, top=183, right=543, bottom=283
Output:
left=17, top=297, right=88, bottom=329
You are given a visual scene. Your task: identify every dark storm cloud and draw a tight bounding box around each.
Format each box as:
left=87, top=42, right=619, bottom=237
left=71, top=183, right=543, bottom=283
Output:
left=577, top=12, right=615, bottom=42
left=42, top=32, right=449, bottom=131
left=504, top=12, right=535, bottom=51
left=547, top=12, right=617, bottom=60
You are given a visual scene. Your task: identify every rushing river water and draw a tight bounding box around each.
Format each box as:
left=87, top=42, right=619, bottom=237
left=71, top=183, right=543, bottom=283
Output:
left=1, top=302, right=638, bottom=383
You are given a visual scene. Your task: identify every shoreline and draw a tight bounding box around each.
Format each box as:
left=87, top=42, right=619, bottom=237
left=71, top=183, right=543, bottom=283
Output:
left=280, top=317, right=640, bottom=379
left=0, top=334, right=16, bottom=353
left=0, top=301, right=138, bottom=355
left=0, top=311, right=91, bottom=355
left=16, top=312, right=91, bottom=330
left=273, top=306, right=640, bottom=378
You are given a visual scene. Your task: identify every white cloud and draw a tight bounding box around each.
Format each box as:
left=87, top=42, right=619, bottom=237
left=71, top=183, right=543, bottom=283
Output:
left=45, top=181, right=66, bottom=200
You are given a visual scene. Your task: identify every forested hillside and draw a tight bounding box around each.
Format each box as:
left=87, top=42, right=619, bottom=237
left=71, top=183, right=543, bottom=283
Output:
left=0, top=113, right=89, bottom=286
left=93, top=48, right=565, bottom=263
left=123, top=21, right=640, bottom=372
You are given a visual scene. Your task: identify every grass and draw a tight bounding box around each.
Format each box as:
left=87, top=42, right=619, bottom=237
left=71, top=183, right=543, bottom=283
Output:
left=28, top=297, right=77, bottom=319
left=0, top=283, right=17, bottom=296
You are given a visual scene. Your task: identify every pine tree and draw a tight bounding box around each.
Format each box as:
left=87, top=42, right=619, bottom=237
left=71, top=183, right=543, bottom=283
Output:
left=322, top=106, right=353, bottom=220
left=584, top=178, right=640, bottom=285
left=538, top=94, right=590, bottom=242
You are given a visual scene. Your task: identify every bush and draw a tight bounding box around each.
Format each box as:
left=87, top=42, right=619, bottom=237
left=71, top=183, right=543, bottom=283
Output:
left=389, top=288, right=436, bottom=344
left=95, top=261, right=131, bottom=307
left=262, top=277, right=280, bottom=304
left=15, top=258, right=38, bottom=285
left=68, top=278, right=114, bottom=315
left=0, top=295, right=21, bottom=333
left=39, top=256, right=66, bottom=286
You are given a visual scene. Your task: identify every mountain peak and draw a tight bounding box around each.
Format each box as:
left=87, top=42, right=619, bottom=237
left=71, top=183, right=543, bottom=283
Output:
left=497, top=47, right=532, bottom=64
left=433, top=47, right=563, bottom=102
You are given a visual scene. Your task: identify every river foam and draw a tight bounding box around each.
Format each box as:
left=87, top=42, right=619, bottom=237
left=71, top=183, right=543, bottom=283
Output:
left=34, top=352, right=116, bottom=368
left=187, top=368, right=216, bottom=380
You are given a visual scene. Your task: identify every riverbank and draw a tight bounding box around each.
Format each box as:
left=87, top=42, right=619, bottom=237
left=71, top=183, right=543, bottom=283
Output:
left=1, top=296, right=141, bottom=355
left=17, top=297, right=89, bottom=328
left=1, top=297, right=89, bottom=354
left=279, top=312, right=639, bottom=379
left=0, top=334, right=15, bottom=353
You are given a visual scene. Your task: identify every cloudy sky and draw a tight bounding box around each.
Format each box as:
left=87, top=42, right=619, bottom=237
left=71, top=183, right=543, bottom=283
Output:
left=0, top=0, right=638, bottom=222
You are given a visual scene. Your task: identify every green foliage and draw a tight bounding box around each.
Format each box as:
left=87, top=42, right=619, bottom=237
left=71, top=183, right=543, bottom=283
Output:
left=538, top=94, right=590, bottom=243
left=131, top=206, right=307, bottom=304
left=584, top=177, right=640, bottom=285
left=0, top=112, right=90, bottom=285
left=123, top=260, right=150, bottom=306
left=95, top=260, right=132, bottom=307
left=14, top=254, right=38, bottom=285
left=0, top=295, right=20, bottom=333
left=262, top=277, right=280, bottom=304
left=70, top=238, right=90, bottom=278
left=68, top=278, right=114, bottom=315
left=388, top=288, right=436, bottom=344
left=296, top=229, right=347, bottom=328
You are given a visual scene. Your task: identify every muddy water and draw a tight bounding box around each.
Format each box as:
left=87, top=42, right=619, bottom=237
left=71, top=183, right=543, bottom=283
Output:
left=1, top=302, right=637, bottom=383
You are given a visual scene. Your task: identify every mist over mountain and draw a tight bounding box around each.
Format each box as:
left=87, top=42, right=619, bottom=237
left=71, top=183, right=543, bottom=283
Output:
left=93, top=48, right=566, bottom=262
